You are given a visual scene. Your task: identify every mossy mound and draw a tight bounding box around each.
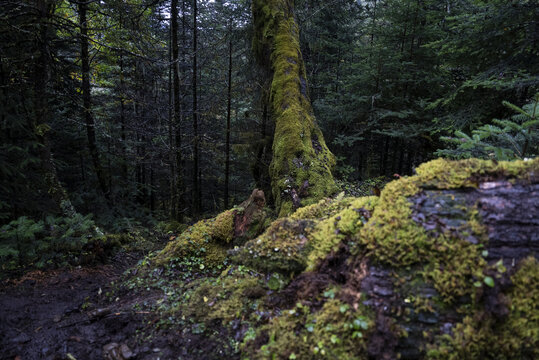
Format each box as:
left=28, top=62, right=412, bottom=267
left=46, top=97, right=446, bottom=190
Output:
left=129, top=158, right=537, bottom=359
left=234, top=195, right=378, bottom=274
left=154, top=211, right=236, bottom=268
left=179, top=265, right=267, bottom=326
left=153, top=191, right=268, bottom=269
left=238, top=157, right=538, bottom=359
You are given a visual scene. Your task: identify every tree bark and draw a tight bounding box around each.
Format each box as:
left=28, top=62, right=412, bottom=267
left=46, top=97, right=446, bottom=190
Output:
left=78, top=0, right=110, bottom=201
left=192, top=0, right=200, bottom=217
left=171, top=0, right=183, bottom=221
left=224, top=37, right=232, bottom=209
left=34, top=0, right=76, bottom=218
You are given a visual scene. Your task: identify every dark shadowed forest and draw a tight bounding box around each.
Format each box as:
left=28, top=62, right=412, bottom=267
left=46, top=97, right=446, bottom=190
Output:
left=0, top=1, right=538, bottom=359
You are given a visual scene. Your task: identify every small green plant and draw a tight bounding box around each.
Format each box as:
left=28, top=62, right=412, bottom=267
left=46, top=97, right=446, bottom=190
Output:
left=0, top=213, right=104, bottom=272
left=0, top=216, right=44, bottom=267
left=438, top=93, right=539, bottom=160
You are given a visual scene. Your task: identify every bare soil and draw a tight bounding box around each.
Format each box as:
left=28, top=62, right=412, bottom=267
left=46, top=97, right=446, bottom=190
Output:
left=0, top=253, right=178, bottom=360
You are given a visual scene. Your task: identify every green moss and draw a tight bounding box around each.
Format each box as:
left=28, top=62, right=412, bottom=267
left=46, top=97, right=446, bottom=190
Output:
left=211, top=210, right=235, bottom=243
left=414, top=157, right=539, bottom=189
left=243, top=299, right=373, bottom=359
left=252, top=0, right=337, bottom=216
left=180, top=266, right=265, bottom=325
left=234, top=217, right=315, bottom=274
left=154, top=217, right=228, bottom=268
left=290, top=193, right=355, bottom=220
left=234, top=193, right=378, bottom=274
left=426, top=256, right=539, bottom=359
left=359, top=176, right=426, bottom=267
left=359, top=157, right=538, bottom=304
left=306, top=196, right=378, bottom=271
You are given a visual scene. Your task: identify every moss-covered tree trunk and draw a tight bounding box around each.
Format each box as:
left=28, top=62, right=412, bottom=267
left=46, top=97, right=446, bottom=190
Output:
left=253, top=0, right=337, bottom=216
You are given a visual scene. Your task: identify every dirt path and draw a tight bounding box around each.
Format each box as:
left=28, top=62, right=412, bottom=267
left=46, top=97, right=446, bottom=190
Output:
left=0, top=253, right=175, bottom=360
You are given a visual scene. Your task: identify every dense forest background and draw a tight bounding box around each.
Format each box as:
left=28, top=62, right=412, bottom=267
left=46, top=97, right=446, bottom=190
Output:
left=1, top=0, right=537, bottom=235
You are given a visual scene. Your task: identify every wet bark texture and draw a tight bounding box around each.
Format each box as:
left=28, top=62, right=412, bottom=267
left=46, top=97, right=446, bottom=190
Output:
left=351, top=180, right=538, bottom=359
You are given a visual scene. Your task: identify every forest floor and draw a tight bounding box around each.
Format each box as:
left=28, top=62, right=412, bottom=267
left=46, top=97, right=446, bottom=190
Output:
left=0, top=250, right=186, bottom=360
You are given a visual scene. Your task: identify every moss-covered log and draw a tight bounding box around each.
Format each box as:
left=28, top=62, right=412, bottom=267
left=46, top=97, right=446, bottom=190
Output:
left=149, top=158, right=538, bottom=359
left=253, top=0, right=337, bottom=216
left=237, top=158, right=539, bottom=359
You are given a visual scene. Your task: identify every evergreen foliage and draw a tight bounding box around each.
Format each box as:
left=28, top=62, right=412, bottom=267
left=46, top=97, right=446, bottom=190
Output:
left=438, top=94, right=539, bottom=160
left=0, top=214, right=101, bottom=272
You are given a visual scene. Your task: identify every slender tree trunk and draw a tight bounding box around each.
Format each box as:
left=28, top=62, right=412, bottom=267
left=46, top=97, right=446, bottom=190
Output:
left=150, top=164, right=155, bottom=213
left=120, top=54, right=128, bottom=182
left=406, top=147, right=415, bottom=174
left=398, top=142, right=405, bottom=175
left=171, top=0, right=183, bottom=221
left=35, top=0, right=76, bottom=218
left=253, top=93, right=273, bottom=206
left=78, top=0, right=109, bottom=201
left=118, top=14, right=128, bottom=189
left=168, top=22, right=176, bottom=219
left=370, top=0, right=377, bottom=46
left=390, top=138, right=398, bottom=174
left=381, top=136, right=389, bottom=175
left=192, top=0, right=200, bottom=217
left=224, top=37, right=232, bottom=209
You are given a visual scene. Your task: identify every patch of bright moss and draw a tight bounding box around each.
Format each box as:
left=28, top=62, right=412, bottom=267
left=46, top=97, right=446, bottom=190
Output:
left=180, top=265, right=266, bottom=326
left=211, top=210, right=235, bottom=243
left=154, top=217, right=228, bottom=268
left=414, top=157, right=539, bottom=189
left=290, top=193, right=355, bottom=220
left=243, top=299, right=373, bottom=360
left=234, top=217, right=315, bottom=274
left=235, top=194, right=378, bottom=274
left=306, top=196, right=378, bottom=271
left=426, top=256, right=539, bottom=359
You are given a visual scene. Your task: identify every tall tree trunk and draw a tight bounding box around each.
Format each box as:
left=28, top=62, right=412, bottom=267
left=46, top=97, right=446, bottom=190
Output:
left=119, top=53, right=128, bottom=184
left=171, top=0, right=183, bottom=221
left=370, top=0, right=377, bottom=46
left=253, top=92, right=273, bottom=207
left=118, top=14, right=128, bottom=190
left=252, top=0, right=337, bottom=216
left=381, top=136, right=389, bottom=175
left=78, top=0, right=109, bottom=201
left=34, top=0, right=76, bottom=218
left=192, top=0, right=200, bottom=217
left=224, top=37, right=232, bottom=209
left=168, top=21, right=176, bottom=219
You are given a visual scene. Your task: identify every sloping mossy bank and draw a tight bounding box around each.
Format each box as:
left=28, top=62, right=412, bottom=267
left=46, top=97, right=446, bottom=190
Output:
left=134, top=158, right=538, bottom=359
